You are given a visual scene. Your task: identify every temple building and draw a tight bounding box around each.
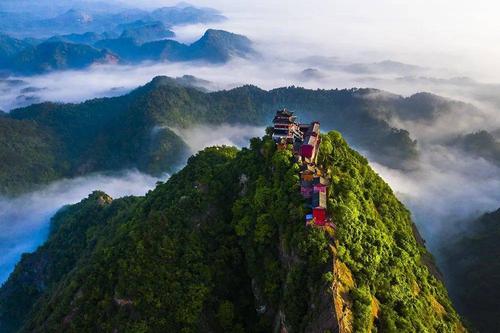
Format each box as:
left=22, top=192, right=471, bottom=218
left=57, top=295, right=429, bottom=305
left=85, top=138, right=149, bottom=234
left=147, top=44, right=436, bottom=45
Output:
left=271, top=109, right=332, bottom=227
left=272, top=109, right=303, bottom=144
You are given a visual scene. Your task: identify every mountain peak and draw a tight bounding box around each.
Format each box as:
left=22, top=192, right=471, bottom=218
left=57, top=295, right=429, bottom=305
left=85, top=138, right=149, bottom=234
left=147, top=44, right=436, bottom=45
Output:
left=147, top=75, right=181, bottom=88
left=88, top=191, right=113, bottom=206
left=0, top=130, right=464, bottom=332
left=201, top=29, right=249, bottom=42
left=59, top=9, right=93, bottom=23
left=189, top=29, right=254, bottom=62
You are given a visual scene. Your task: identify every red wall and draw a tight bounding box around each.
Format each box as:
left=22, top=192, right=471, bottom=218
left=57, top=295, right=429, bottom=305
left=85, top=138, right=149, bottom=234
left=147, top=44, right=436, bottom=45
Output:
left=314, top=184, right=327, bottom=193
left=300, top=144, right=314, bottom=158
left=313, top=207, right=326, bottom=225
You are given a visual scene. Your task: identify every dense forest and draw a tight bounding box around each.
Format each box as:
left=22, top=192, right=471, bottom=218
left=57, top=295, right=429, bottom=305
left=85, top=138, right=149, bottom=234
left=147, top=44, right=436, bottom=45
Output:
left=0, top=75, right=438, bottom=195
left=0, top=132, right=464, bottom=332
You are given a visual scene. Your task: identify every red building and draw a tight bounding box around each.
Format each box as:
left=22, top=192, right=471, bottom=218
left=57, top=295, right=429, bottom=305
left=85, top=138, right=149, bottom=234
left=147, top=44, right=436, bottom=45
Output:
left=300, top=144, right=314, bottom=159
left=271, top=109, right=330, bottom=228
left=299, top=122, right=321, bottom=163
left=313, top=207, right=327, bottom=226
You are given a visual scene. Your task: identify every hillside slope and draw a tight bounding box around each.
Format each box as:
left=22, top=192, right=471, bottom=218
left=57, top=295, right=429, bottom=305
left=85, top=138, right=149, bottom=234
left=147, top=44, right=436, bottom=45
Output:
left=443, top=208, right=500, bottom=333
left=0, top=76, right=426, bottom=195
left=0, top=132, right=464, bottom=332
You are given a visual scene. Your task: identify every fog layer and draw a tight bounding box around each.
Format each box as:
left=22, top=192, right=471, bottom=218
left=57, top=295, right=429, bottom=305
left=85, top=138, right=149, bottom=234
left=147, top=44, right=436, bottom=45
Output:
left=0, top=170, right=163, bottom=284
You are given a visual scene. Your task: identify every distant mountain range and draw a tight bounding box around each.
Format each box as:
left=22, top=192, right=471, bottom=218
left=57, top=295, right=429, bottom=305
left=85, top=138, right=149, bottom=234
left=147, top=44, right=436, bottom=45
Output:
left=298, top=56, right=428, bottom=76
left=95, top=29, right=253, bottom=64
left=0, top=35, right=31, bottom=67
left=0, top=3, right=225, bottom=38
left=348, top=90, right=477, bottom=124
left=118, top=21, right=175, bottom=43
left=9, top=42, right=119, bottom=74
left=0, top=2, right=245, bottom=74
left=46, top=20, right=175, bottom=45
left=342, top=60, right=425, bottom=75
left=0, top=29, right=254, bottom=74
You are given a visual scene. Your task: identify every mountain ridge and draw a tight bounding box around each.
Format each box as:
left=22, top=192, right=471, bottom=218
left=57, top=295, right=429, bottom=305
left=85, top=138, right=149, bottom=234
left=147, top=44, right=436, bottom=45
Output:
left=0, top=29, right=254, bottom=74
left=0, top=132, right=465, bottom=332
left=2, top=76, right=477, bottom=195
left=95, top=29, right=254, bottom=64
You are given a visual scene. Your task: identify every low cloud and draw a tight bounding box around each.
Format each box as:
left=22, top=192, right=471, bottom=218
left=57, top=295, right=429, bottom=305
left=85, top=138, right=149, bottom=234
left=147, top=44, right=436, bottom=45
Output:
left=171, top=124, right=265, bottom=153
left=0, top=170, right=164, bottom=284
left=371, top=145, right=500, bottom=266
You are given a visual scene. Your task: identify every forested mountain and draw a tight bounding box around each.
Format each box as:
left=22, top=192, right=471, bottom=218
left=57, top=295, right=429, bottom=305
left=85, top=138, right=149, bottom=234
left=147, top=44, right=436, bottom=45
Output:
left=0, top=34, right=31, bottom=67
left=187, top=29, right=254, bottom=62
left=0, top=132, right=464, bottom=332
left=443, top=208, right=500, bottom=333
left=95, top=29, right=253, bottom=64
left=355, top=91, right=478, bottom=124
left=46, top=31, right=115, bottom=45
left=0, top=29, right=253, bottom=74
left=0, top=76, right=423, bottom=195
left=119, top=21, right=174, bottom=43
